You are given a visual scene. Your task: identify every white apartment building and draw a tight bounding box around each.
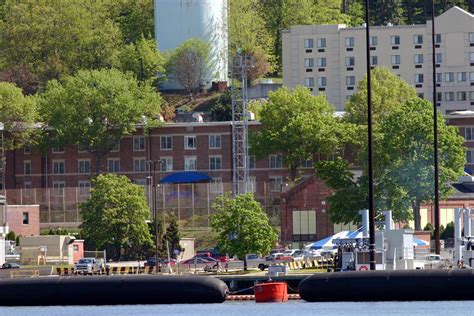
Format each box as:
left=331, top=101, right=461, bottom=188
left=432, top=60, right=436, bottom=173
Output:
left=283, top=6, right=474, bottom=113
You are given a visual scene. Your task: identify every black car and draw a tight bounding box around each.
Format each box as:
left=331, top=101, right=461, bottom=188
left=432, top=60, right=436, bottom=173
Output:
left=2, top=263, right=20, bottom=269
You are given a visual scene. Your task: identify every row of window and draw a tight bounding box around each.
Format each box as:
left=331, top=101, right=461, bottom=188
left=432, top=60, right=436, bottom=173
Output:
left=23, top=155, right=314, bottom=175
left=438, top=91, right=474, bottom=102
left=304, top=33, right=474, bottom=49
left=436, top=72, right=474, bottom=83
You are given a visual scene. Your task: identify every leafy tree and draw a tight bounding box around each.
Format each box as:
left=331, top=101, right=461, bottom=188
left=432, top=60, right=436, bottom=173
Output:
left=369, top=0, right=404, bottom=26
left=80, top=174, right=153, bottom=261
left=5, top=231, right=15, bottom=241
left=109, top=0, right=154, bottom=44
left=210, top=90, right=233, bottom=121
left=115, top=37, right=167, bottom=85
left=0, top=1, right=121, bottom=90
left=378, top=99, right=465, bottom=230
left=0, top=82, right=37, bottom=151
left=39, top=69, right=162, bottom=173
left=211, top=193, right=277, bottom=271
left=251, top=86, right=349, bottom=180
left=168, top=38, right=210, bottom=100
left=0, top=65, right=39, bottom=95
left=440, top=221, right=455, bottom=239
left=164, top=215, right=183, bottom=259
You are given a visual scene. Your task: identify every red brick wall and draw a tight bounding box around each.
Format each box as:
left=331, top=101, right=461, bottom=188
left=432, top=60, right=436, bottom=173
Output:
left=280, top=176, right=334, bottom=244
left=7, top=205, right=40, bottom=236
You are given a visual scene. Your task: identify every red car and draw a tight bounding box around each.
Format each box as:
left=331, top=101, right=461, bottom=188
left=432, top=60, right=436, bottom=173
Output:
left=196, top=250, right=229, bottom=263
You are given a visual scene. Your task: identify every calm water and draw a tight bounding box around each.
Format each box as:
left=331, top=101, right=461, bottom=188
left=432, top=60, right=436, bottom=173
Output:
left=1, top=301, right=474, bottom=316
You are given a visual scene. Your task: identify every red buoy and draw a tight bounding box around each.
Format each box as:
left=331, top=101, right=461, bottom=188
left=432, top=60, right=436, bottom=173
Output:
left=253, top=282, right=288, bottom=303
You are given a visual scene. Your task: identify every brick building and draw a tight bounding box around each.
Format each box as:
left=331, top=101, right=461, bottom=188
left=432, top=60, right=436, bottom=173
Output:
left=6, top=205, right=40, bottom=236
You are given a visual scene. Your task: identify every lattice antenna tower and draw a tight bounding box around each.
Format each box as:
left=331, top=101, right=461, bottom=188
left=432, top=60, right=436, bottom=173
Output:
left=231, top=50, right=251, bottom=196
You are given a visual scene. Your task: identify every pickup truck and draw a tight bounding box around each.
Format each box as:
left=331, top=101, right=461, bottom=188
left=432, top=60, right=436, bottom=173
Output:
left=74, top=257, right=104, bottom=275
left=246, top=253, right=293, bottom=271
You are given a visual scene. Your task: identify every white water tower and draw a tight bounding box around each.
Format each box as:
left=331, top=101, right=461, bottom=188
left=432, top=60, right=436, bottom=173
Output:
left=155, top=0, right=228, bottom=89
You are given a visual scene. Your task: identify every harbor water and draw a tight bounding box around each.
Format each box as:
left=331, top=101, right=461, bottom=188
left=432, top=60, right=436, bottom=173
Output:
left=1, top=300, right=474, bottom=316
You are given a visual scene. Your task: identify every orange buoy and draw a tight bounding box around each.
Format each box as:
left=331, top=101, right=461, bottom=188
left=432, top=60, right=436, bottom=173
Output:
left=253, top=282, right=288, bottom=303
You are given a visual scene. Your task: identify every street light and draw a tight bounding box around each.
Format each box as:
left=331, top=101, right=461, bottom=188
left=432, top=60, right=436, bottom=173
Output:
left=147, top=159, right=165, bottom=273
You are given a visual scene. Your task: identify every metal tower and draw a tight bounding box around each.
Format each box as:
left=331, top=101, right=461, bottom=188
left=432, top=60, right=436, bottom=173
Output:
left=231, top=52, right=251, bottom=196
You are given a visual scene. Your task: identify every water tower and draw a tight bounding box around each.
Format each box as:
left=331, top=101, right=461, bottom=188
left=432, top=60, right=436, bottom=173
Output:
left=155, top=0, right=228, bottom=90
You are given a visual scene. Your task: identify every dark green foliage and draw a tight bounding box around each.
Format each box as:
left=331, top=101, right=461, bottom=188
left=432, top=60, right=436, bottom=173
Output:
left=164, top=215, right=183, bottom=259
left=440, top=221, right=455, bottom=239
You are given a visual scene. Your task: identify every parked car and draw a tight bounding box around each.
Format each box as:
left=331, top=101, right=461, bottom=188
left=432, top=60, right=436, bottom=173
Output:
left=1, top=262, right=20, bottom=269
left=144, top=258, right=177, bottom=268
left=179, top=257, right=218, bottom=271
left=74, top=257, right=104, bottom=275
left=196, top=249, right=229, bottom=262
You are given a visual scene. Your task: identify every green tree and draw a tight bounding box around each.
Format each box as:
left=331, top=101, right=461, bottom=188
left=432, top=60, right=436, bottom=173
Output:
left=440, top=221, right=455, bottom=239
left=369, top=0, right=404, bottom=26
left=0, top=1, right=121, bottom=90
left=115, top=37, right=167, bottom=84
left=80, top=174, right=153, bottom=261
left=39, top=69, right=162, bottom=173
left=211, top=193, right=277, bottom=271
left=250, top=86, right=349, bottom=180
left=109, top=0, right=154, bottom=44
left=0, top=82, right=37, bottom=151
left=168, top=38, right=210, bottom=100
left=378, top=99, right=465, bottom=230
left=164, top=215, right=183, bottom=259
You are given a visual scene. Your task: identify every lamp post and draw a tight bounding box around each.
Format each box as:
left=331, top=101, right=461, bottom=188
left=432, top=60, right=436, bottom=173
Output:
left=147, top=159, right=165, bottom=272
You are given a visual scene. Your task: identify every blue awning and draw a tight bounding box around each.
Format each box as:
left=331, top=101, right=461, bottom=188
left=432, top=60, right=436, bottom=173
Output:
left=160, top=172, right=212, bottom=184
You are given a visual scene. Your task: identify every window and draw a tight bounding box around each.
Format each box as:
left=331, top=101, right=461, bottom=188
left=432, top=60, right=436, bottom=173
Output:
left=209, top=156, right=222, bottom=170
left=23, top=182, right=32, bottom=197
left=269, top=177, right=283, bottom=192
left=413, top=34, right=423, bottom=44
left=471, top=91, right=474, bottom=101
left=79, top=181, right=91, bottom=196
left=269, top=155, right=283, bottom=169
left=317, top=38, right=326, bottom=48
left=78, top=141, right=88, bottom=152
left=470, top=52, right=474, bottom=62
left=210, top=178, right=223, bottom=194
left=467, top=150, right=474, bottom=164
left=304, top=58, right=314, bottom=68
left=391, top=35, right=400, bottom=45
left=52, top=146, right=64, bottom=153
left=317, top=77, right=326, bottom=87
left=292, top=210, right=317, bottom=241
left=445, top=92, right=455, bottom=101
left=111, top=141, right=120, bottom=152
left=470, top=33, right=474, bottom=43
left=414, top=74, right=424, bottom=83
left=304, top=39, right=313, bottom=49
left=184, top=136, right=197, bottom=149
left=417, top=93, right=424, bottom=99
left=184, top=157, right=197, bottom=171
left=304, top=77, right=314, bottom=87
left=301, top=159, right=313, bottom=168
left=465, top=127, right=474, bottom=141
left=52, top=181, right=65, bottom=196
left=248, top=156, right=256, bottom=169
left=22, top=212, right=29, bottom=225
left=160, top=157, right=173, bottom=172
left=78, top=159, right=91, bottom=174
left=436, top=73, right=443, bottom=83
left=391, top=55, right=401, bottom=65
left=107, top=159, right=120, bottom=173
left=133, top=136, right=145, bottom=151
left=471, top=72, right=474, bottom=81
left=414, top=54, right=423, bottom=64
left=160, top=136, right=172, bottom=150
left=458, top=72, right=467, bottom=82
left=370, top=55, right=378, bottom=66
left=436, top=53, right=442, bottom=64
left=370, top=36, right=377, bottom=46
left=133, top=158, right=146, bottom=172
left=248, top=177, right=257, bottom=193
left=52, top=160, right=65, bottom=174
left=437, top=92, right=443, bottom=101
left=345, top=37, right=355, bottom=47
left=435, top=34, right=441, bottom=43
left=346, top=76, right=355, bottom=86
left=24, top=145, right=31, bottom=154
left=316, top=58, right=326, bottom=67
left=24, top=160, right=31, bottom=175
left=445, top=72, right=455, bottom=82
left=345, top=57, right=355, bottom=66
left=458, top=91, right=467, bottom=101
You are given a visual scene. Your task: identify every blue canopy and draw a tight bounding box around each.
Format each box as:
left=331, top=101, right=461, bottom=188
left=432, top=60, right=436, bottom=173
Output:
left=160, top=172, right=212, bottom=184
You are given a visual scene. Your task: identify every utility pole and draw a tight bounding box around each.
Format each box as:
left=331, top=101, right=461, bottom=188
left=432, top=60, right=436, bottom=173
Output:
left=365, top=0, right=376, bottom=271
